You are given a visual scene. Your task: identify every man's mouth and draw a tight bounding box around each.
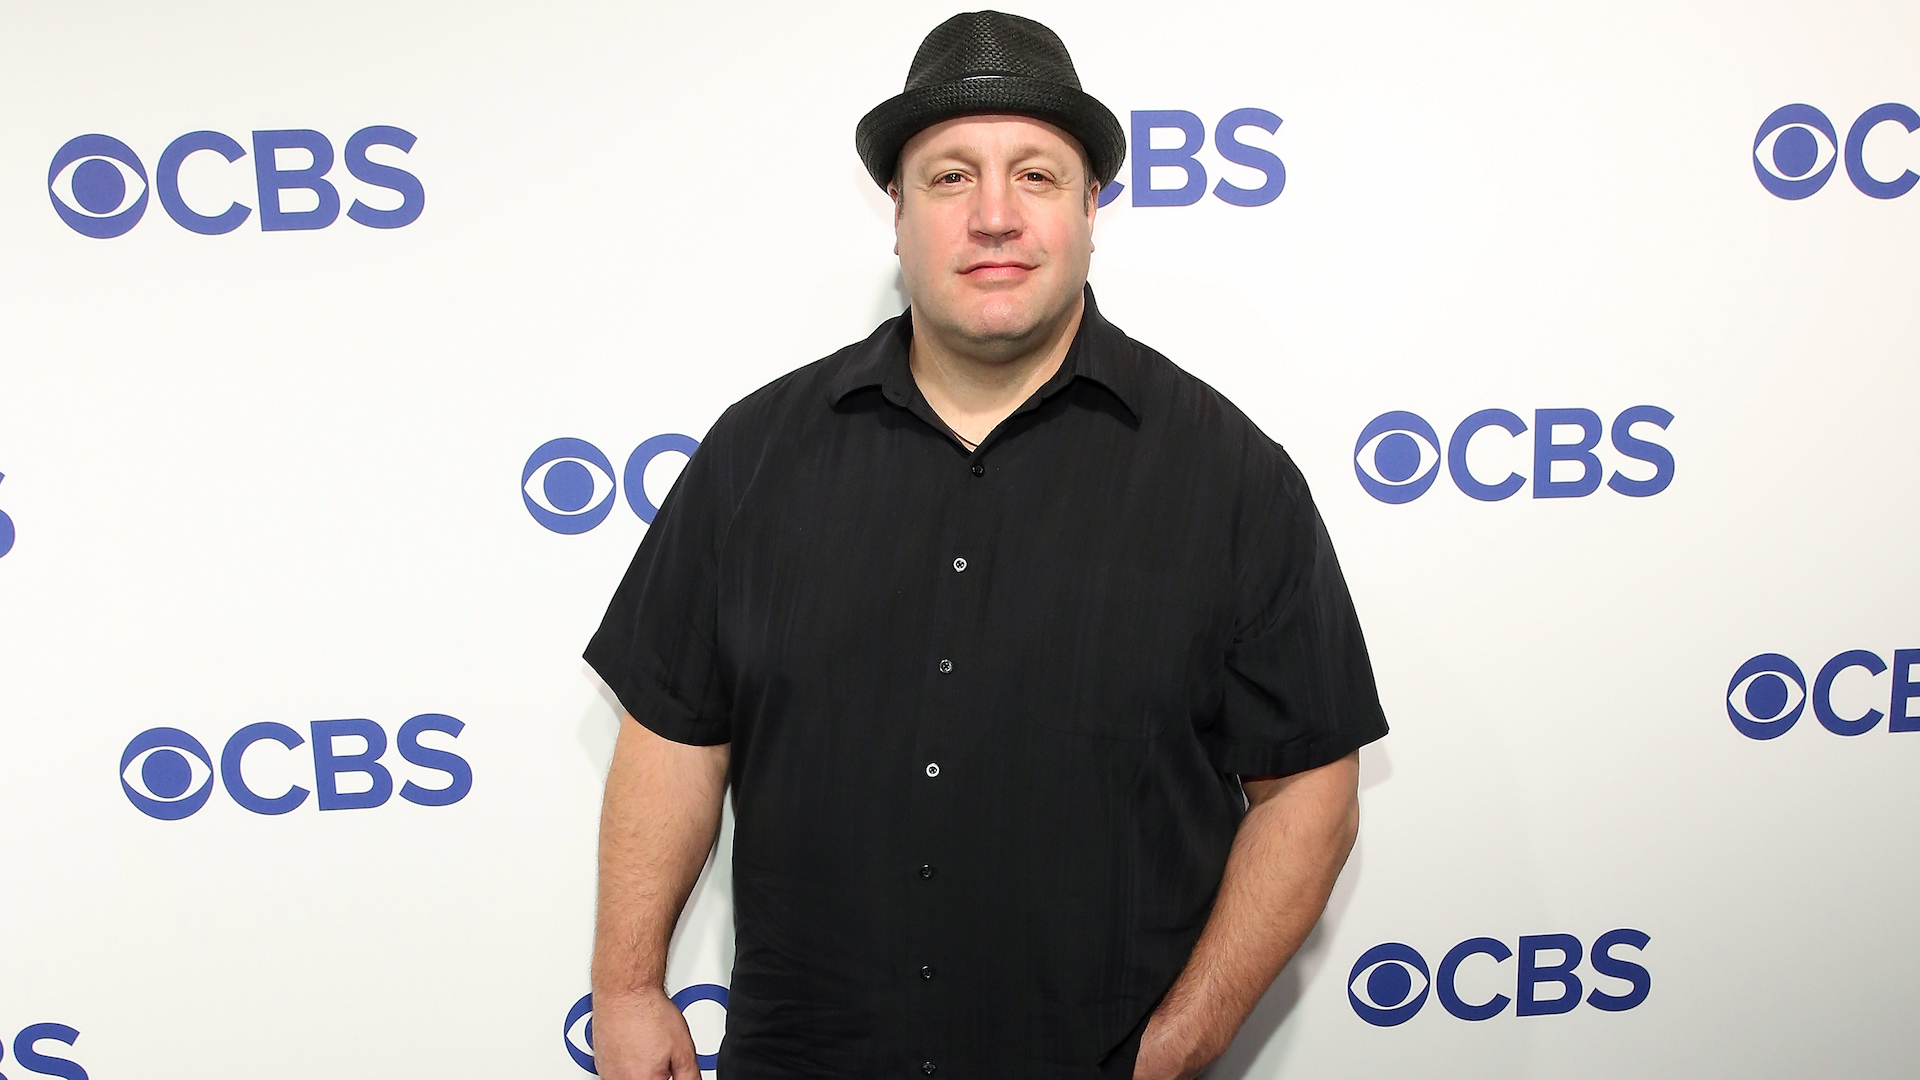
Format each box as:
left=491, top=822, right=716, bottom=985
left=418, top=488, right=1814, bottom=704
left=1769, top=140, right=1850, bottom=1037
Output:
left=961, top=261, right=1038, bottom=280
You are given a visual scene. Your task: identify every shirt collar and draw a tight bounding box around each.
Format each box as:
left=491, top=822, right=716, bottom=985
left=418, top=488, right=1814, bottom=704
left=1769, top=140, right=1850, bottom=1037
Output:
left=827, top=284, right=1142, bottom=422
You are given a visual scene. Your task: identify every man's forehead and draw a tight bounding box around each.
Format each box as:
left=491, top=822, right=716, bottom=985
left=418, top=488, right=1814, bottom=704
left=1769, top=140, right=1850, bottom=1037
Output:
left=900, top=115, right=1088, bottom=168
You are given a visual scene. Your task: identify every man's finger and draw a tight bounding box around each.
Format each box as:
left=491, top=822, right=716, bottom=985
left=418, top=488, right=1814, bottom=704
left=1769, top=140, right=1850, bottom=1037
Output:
left=672, top=1045, right=701, bottom=1079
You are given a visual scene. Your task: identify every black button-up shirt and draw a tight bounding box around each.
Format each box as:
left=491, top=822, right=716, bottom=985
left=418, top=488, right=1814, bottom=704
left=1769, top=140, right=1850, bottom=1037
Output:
left=585, top=288, right=1388, bottom=1079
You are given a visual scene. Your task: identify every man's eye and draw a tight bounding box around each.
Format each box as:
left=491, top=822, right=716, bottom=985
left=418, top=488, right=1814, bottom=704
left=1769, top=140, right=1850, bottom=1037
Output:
left=938, top=172, right=964, bottom=184
left=1024, top=172, right=1050, bottom=182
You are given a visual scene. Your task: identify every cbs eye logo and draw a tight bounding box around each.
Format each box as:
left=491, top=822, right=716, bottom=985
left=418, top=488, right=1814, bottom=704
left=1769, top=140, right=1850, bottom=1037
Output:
left=523, top=435, right=698, bottom=534
left=120, top=716, right=472, bottom=820
left=1353, top=407, right=1673, bottom=504
left=1353, top=413, right=1444, bottom=504
left=48, top=126, right=422, bottom=238
left=120, top=727, right=217, bottom=820
left=48, top=134, right=149, bottom=239
left=565, top=985, right=729, bottom=1073
left=1349, top=930, right=1651, bottom=1027
left=1727, top=648, right=1920, bottom=740
left=1348, top=942, right=1430, bottom=1026
left=1754, top=102, right=1920, bottom=200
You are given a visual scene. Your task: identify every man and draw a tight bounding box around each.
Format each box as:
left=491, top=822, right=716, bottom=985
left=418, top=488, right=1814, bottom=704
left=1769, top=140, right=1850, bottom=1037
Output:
left=585, top=11, right=1387, bottom=1079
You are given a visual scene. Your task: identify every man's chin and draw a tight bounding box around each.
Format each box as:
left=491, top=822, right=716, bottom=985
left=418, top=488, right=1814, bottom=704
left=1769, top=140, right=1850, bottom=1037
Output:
left=917, top=282, right=1081, bottom=357
left=952, top=296, right=1045, bottom=341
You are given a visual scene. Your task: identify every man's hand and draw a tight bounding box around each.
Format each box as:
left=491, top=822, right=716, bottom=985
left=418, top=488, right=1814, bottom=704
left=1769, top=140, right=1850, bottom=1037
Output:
left=1130, top=752, right=1363, bottom=1080
left=1132, top=1009, right=1207, bottom=1080
left=586, top=990, right=701, bottom=1080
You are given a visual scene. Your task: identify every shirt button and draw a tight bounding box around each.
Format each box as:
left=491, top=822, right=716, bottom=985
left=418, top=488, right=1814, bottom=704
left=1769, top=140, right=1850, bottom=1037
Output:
left=970, top=462, right=985, bottom=477
left=952, top=557, right=967, bottom=572
left=925, top=762, right=940, bottom=778
left=922, top=1064, right=937, bottom=1076
left=938, top=659, right=953, bottom=673
left=920, top=965, right=936, bottom=979
left=919, top=863, right=935, bottom=879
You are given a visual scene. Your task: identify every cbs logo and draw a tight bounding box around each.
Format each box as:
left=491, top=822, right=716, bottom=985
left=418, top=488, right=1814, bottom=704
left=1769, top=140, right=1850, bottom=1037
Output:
left=1349, top=929, right=1651, bottom=1027
left=1753, top=103, right=1919, bottom=200
left=1727, top=648, right=1920, bottom=740
left=564, top=985, right=729, bottom=1073
left=522, top=436, right=698, bottom=534
left=48, top=126, right=421, bottom=239
left=0, top=1022, right=85, bottom=1080
left=1099, top=109, right=1286, bottom=208
left=119, top=715, right=471, bottom=820
left=1353, top=406, right=1674, bottom=504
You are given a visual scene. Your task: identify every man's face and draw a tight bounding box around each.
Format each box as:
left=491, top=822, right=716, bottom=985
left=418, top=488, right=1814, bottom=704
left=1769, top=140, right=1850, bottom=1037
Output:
left=891, top=115, right=1097, bottom=359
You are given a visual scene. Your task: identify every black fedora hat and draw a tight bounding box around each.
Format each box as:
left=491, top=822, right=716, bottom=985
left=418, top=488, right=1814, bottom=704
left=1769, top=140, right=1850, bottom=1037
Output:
left=855, top=11, right=1125, bottom=191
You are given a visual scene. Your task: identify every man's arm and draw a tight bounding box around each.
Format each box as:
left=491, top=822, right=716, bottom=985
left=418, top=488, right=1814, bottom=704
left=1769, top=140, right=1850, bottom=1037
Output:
left=590, top=715, right=730, bottom=1080
left=1133, top=751, right=1362, bottom=1080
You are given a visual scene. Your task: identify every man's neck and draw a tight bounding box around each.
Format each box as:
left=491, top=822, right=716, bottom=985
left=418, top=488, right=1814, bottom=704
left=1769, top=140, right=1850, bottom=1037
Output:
left=907, top=292, right=1085, bottom=448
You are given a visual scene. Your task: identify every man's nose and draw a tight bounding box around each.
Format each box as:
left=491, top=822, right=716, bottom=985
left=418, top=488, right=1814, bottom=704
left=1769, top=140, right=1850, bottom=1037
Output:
left=968, top=174, right=1022, bottom=242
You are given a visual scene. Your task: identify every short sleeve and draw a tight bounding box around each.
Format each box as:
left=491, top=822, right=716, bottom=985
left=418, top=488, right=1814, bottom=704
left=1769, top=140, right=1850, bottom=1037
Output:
left=1199, top=448, right=1388, bottom=777
left=583, top=423, right=737, bottom=746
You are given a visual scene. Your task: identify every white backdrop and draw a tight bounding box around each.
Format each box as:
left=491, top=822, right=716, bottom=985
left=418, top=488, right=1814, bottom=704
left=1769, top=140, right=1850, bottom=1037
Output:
left=2, top=1, right=1916, bottom=1077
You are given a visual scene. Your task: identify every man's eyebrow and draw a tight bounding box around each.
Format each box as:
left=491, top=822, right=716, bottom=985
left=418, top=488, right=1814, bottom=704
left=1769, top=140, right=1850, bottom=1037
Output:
left=911, top=149, right=980, bottom=175
left=920, top=143, right=1074, bottom=167
left=1005, top=145, right=1071, bottom=163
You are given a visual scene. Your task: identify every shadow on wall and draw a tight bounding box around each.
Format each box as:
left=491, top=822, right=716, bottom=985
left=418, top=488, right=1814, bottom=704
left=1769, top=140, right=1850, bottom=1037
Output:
left=1207, top=744, right=1394, bottom=1079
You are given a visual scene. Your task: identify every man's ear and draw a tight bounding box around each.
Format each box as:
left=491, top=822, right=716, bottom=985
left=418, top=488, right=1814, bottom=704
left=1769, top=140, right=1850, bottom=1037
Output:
left=1085, top=180, right=1100, bottom=252
left=888, top=180, right=905, bottom=254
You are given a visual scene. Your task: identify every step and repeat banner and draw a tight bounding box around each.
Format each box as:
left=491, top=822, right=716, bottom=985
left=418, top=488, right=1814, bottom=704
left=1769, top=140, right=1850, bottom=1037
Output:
left=1, top=1, right=1915, bottom=1077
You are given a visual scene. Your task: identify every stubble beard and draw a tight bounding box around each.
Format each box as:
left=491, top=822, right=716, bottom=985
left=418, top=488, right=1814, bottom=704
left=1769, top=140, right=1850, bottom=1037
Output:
left=931, top=278, right=1077, bottom=366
